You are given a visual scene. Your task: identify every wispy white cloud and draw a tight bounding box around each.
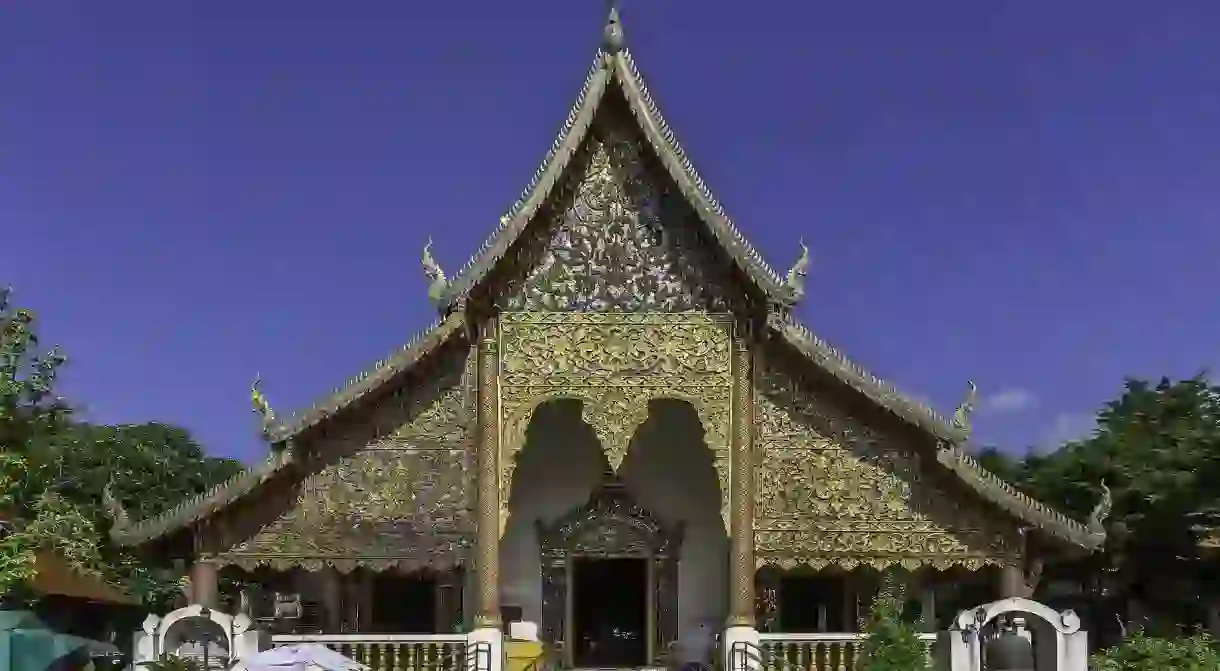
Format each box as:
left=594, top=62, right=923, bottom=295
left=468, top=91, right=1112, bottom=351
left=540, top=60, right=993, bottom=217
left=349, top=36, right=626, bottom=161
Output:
left=980, top=388, right=1037, bottom=415
left=1037, top=412, right=1097, bottom=452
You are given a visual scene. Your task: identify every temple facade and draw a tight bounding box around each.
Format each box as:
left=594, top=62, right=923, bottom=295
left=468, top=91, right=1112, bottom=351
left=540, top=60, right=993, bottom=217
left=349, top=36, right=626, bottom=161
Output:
left=110, top=8, right=1105, bottom=669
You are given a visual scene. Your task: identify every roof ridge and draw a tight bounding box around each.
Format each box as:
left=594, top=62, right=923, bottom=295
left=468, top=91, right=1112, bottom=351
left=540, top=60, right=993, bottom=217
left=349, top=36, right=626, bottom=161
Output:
left=946, top=446, right=1092, bottom=532
left=111, top=314, right=467, bottom=546
left=773, top=314, right=1103, bottom=548
left=448, top=57, right=606, bottom=286
left=439, top=57, right=610, bottom=306
left=614, top=49, right=786, bottom=288
left=111, top=450, right=289, bottom=543
left=936, top=445, right=1102, bottom=548
left=272, top=313, right=463, bottom=440
left=778, top=315, right=962, bottom=440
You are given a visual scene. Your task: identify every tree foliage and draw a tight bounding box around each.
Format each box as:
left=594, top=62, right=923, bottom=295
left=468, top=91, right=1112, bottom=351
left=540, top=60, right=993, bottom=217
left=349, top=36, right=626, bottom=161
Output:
left=0, top=288, right=243, bottom=609
left=977, top=374, right=1220, bottom=635
left=855, top=573, right=928, bottom=671
left=1091, top=630, right=1220, bottom=671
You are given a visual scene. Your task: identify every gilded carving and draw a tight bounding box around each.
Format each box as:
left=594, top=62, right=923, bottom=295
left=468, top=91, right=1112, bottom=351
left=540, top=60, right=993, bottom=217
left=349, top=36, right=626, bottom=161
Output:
left=537, top=485, right=682, bottom=665
left=538, top=485, right=680, bottom=559
left=496, top=126, right=749, bottom=314
left=216, top=355, right=474, bottom=573
left=498, top=311, right=734, bottom=528
left=752, top=362, right=1019, bottom=570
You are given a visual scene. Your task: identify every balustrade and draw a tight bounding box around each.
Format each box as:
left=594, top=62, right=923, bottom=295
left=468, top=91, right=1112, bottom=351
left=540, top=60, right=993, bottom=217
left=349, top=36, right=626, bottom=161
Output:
left=271, top=633, right=469, bottom=671
left=756, top=633, right=936, bottom=671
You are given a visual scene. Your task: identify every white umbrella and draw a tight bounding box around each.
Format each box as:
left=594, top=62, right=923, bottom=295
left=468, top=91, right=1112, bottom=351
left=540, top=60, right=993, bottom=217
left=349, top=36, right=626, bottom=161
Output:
left=230, top=643, right=370, bottom=671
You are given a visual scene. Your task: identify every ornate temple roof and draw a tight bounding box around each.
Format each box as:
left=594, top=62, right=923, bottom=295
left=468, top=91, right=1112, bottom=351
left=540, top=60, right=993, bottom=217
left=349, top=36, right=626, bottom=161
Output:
left=110, top=8, right=1103, bottom=553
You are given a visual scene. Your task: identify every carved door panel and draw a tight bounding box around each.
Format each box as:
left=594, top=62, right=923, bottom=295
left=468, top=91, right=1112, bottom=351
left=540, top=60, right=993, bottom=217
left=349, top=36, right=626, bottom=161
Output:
left=540, top=557, right=568, bottom=660
left=654, top=554, right=679, bottom=661
left=536, top=485, right=683, bottom=668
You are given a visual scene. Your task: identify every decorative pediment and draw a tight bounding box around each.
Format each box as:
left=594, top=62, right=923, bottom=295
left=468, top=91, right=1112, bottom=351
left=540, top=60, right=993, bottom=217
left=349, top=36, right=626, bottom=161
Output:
left=491, top=122, right=755, bottom=315
left=752, top=363, right=1021, bottom=571
left=212, top=357, right=475, bottom=573
left=537, top=483, right=682, bottom=559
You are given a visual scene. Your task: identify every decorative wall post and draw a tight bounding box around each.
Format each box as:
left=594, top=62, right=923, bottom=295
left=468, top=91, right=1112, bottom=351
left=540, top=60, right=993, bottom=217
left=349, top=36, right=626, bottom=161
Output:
left=727, top=333, right=756, bottom=627
left=999, top=563, right=1025, bottom=599
left=321, top=568, right=343, bottom=632
left=190, top=557, right=219, bottom=609
left=474, top=315, right=502, bottom=629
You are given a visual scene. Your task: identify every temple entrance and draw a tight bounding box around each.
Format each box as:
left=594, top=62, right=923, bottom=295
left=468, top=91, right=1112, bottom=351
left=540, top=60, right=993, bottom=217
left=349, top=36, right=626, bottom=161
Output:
left=573, top=558, right=649, bottom=667
left=537, top=482, right=682, bottom=668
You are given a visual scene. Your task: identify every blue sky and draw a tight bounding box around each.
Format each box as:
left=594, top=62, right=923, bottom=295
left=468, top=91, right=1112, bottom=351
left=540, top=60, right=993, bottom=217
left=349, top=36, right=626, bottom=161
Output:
left=3, top=1, right=1218, bottom=463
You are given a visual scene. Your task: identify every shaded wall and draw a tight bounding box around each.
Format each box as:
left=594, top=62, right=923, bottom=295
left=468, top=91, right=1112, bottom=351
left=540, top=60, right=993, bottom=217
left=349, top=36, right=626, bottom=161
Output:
left=497, top=399, right=727, bottom=636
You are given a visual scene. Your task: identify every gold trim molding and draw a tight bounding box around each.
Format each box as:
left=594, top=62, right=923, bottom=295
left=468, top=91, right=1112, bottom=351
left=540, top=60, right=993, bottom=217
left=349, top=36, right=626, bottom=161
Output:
left=498, top=311, right=734, bottom=529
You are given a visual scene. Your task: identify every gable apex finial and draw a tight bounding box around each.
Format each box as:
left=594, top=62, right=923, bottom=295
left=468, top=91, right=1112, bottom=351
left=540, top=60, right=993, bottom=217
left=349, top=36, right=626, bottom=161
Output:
left=603, top=0, right=625, bottom=53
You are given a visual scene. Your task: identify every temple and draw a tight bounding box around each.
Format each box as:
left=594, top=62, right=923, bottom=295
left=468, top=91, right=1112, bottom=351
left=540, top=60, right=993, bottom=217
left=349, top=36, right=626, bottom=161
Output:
left=110, top=7, right=1106, bottom=669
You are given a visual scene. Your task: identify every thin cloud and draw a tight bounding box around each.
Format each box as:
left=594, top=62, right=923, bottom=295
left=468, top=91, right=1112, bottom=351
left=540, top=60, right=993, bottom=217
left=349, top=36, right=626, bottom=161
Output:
left=981, top=388, right=1037, bottom=415
left=1037, top=412, right=1097, bottom=452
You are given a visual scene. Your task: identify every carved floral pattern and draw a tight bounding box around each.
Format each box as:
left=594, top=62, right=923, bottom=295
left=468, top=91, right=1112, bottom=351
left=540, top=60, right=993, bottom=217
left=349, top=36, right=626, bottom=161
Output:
left=496, top=126, right=749, bottom=314
left=215, top=355, right=474, bottom=573
left=752, top=362, right=1019, bottom=571
left=498, top=311, right=734, bottom=528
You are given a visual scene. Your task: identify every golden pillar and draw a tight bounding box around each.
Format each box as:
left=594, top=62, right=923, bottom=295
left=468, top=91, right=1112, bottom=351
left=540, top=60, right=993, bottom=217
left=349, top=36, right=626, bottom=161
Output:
left=474, top=315, right=502, bottom=628
left=727, top=335, right=756, bottom=627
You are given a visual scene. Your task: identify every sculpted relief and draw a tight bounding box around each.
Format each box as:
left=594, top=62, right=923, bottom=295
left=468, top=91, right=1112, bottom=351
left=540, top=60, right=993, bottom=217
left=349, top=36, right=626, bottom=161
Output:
left=498, top=311, right=734, bottom=530
left=496, top=123, right=749, bottom=314
left=753, top=360, right=1019, bottom=571
left=216, top=350, right=474, bottom=573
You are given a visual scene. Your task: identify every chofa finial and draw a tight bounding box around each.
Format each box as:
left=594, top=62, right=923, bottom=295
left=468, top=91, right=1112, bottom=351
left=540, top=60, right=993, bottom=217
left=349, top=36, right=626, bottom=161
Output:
left=251, top=373, right=277, bottom=436
left=784, top=238, right=811, bottom=302
left=102, top=479, right=130, bottom=528
left=603, top=0, right=625, bottom=54
left=1088, top=480, right=1112, bottom=536
left=950, top=380, right=978, bottom=436
left=422, top=237, right=449, bottom=305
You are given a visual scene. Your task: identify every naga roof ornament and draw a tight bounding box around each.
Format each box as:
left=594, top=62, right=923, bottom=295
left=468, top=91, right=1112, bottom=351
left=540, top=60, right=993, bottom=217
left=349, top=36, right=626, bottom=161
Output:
left=950, top=380, right=978, bottom=437
left=251, top=374, right=277, bottom=437
left=421, top=237, right=449, bottom=306
left=784, top=238, right=811, bottom=302
left=102, top=479, right=130, bottom=529
left=1087, top=480, right=1111, bottom=537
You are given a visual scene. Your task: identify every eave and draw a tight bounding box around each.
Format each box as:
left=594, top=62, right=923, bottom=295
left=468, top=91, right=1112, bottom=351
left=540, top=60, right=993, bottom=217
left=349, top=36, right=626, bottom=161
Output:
left=110, top=312, right=467, bottom=547
left=772, top=315, right=1104, bottom=552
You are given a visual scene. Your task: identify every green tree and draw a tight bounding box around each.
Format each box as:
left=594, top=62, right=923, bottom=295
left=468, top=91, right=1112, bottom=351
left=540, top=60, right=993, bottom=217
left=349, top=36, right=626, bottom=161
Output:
left=1, top=287, right=72, bottom=596
left=855, top=573, right=928, bottom=671
left=1, top=287, right=69, bottom=484
left=0, top=288, right=243, bottom=609
left=995, top=375, right=1220, bottom=636
left=1091, top=630, right=1220, bottom=671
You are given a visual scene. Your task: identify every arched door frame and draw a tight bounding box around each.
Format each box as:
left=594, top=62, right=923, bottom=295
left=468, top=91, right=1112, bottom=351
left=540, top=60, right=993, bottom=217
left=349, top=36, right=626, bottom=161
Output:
left=536, top=481, right=684, bottom=667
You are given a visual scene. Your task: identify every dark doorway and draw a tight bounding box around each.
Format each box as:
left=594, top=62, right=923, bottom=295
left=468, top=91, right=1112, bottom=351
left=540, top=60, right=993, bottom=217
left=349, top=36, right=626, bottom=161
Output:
left=372, top=573, right=436, bottom=633
left=573, top=558, right=649, bottom=667
left=779, top=575, right=846, bottom=632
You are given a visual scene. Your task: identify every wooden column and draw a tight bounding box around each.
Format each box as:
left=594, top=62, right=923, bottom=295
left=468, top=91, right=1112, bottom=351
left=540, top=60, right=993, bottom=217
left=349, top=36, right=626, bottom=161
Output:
left=190, top=558, right=219, bottom=609
left=474, top=316, right=502, bottom=629
left=727, top=335, right=756, bottom=627
left=999, top=564, right=1024, bottom=599
left=321, top=568, right=343, bottom=632
left=343, top=570, right=370, bottom=632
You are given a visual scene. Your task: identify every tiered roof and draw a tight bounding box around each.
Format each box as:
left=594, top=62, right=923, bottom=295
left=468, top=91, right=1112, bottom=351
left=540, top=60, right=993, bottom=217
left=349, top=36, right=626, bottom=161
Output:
left=111, top=8, right=1103, bottom=553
